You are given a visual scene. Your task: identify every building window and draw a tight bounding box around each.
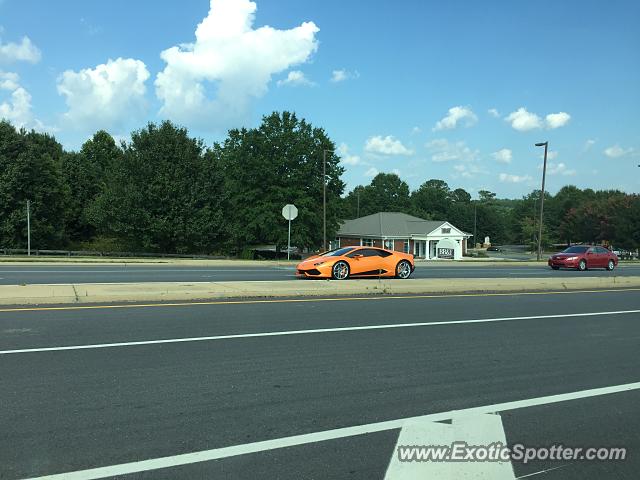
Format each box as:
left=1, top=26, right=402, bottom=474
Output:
left=384, top=239, right=394, bottom=249
left=404, top=240, right=410, bottom=253
left=441, top=228, right=451, bottom=234
left=362, top=238, right=373, bottom=247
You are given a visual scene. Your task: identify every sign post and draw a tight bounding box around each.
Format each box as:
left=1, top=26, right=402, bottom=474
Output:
left=282, top=204, right=298, bottom=260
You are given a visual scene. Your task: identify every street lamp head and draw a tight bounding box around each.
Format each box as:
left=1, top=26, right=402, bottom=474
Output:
left=535, top=142, right=548, bottom=147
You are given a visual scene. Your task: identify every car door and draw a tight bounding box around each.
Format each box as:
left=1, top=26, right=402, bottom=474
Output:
left=586, top=247, right=599, bottom=267
left=347, top=248, right=381, bottom=275
left=596, top=246, right=611, bottom=267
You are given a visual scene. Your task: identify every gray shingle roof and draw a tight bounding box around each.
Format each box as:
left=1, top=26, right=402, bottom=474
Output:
left=337, top=212, right=447, bottom=237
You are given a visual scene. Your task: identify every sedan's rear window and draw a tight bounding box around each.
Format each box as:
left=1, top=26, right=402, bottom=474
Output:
left=562, top=246, right=589, bottom=253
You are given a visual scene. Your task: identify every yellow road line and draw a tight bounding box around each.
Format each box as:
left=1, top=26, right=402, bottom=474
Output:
left=0, top=287, right=639, bottom=313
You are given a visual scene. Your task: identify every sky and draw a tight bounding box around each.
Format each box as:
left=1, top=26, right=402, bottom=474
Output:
left=1, top=0, right=639, bottom=198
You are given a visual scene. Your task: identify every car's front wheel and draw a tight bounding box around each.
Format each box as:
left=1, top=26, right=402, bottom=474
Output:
left=332, top=261, right=350, bottom=280
left=578, top=259, right=587, bottom=271
left=607, top=260, right=615, bottom=271
left=396, top=260, right=412, bottom=279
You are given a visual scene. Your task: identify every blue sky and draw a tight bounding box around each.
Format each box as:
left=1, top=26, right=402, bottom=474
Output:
left=1, top=0, right=639, bottom=198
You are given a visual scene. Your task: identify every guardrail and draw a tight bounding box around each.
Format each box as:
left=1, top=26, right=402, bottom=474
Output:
left=0, top=248, right=227, bottom=260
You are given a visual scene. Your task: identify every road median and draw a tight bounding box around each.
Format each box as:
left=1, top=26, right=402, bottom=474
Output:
left=1, top=276, right=640, bottom=305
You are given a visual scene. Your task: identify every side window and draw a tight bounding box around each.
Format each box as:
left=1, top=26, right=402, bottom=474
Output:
left=587, top=247, right=596, bottom=254
left=596, top=247, right=609, bottom=254
left=361, top=249, right=380, bottom=257
left=347, top=249, right=364, bottom=258
left=378, top=250, right=392, bottom=258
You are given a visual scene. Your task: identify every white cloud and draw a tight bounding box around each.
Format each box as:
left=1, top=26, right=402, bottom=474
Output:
left=452, top=163, right=485, bottom=179
left=365, top=135, right=413, bottom=156
left=426, top=138, right=478, bottom=163
left=546, top=150, right=559, bottom=160
left=330, top=69, right=359, bottom=83
left=155, top=0, right=319, bottom=130
left=505, top=107, right=543, bottom=131
left=364, top=167, right=379, bottom=177
left=505, top=107, right=572, bottom=131
left=57, top=57, right=150, bottom=129
left=546, top=162, right=576, bottom=176
left=0, top=71, right=33, bottom=127
left=411, top=126, right=421, bottom=135
left=488, top=108, right=500, bottom=118
left=491, top=148, right=512, bottom=164
left=0, top=35, right=41, bottom=64
left=433, top=105, right=478, bottom=131
left=277, top=70, right=314, bottom=87
left=337, top=142, right=361, bottom=165
left=584, top=139, right=596, bottom=151
left=604, top=144, right=634, bottom=158
left=499, top=173, right=532, bottom=183
left=391, top=168, right=401, bottom=176
left=545, top=112, right=571, bottom=129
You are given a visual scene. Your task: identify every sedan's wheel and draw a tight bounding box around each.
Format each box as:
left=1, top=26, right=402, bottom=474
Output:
left=396, top=260, right=412, bottom=279
left=332, top=261, right=350, bottom=280
left=578, top=259, right=587, bottom=271
left=607, top=260, right=615, bottom=271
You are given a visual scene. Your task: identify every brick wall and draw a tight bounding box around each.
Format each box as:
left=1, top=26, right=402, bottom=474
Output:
left=338, top=237, right=361, bottom=247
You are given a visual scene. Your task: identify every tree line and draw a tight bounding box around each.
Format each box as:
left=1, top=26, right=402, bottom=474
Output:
left=1, top=111, right=638, bottom=255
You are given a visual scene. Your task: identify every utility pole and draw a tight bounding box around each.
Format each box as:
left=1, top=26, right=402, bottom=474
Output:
left=473, top=202, right=477, bottom=249
left=535, top=142, right=549, bottom=261
left=26, top=200, right=31, bottom=256
left=322, top=149, right=333, bottom=251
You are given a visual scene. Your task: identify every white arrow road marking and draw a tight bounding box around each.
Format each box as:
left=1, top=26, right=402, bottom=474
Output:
left=384, top=414, right=515, bottom=480
left=18, top=381, right=640, bottom=480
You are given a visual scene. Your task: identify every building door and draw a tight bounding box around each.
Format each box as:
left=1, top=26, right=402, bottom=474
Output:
left=429, top=240, right=437, bottom=259
left=414, top=241, right=426, bottom=258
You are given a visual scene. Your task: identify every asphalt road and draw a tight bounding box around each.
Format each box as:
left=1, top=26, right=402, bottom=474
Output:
left=0, top=262, right=639, bottom=284
left=1, top=289, right=639, bottom=479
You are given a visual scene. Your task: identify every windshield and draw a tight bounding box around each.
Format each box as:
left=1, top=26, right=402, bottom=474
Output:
left=562, top=246, right=589, bottom=254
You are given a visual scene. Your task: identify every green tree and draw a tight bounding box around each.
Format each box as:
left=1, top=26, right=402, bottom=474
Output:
left=344, top=173, right=410, bottom=218
left=90, top=121, right=225, bottom=253
left=62, top=131, right=122, bottom=242
left=0, top=122, right=68, bottom=249
left=219, top=111, right=345, bottom=252
left=411, top=179, right=451, bottom=219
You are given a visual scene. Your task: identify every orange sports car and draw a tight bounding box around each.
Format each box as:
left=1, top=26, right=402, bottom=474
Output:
left=296, top=246, right=415, bottom=280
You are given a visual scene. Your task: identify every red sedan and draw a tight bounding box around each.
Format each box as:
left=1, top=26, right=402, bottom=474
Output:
left=548, top=245, right=618, bottom=271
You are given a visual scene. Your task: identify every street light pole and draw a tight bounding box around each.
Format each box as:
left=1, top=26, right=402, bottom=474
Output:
left=26, top=199, right=31, bottom=256
left=322, top=149, right=333, bottom=252
left=535, top=142, right=549, bottom=261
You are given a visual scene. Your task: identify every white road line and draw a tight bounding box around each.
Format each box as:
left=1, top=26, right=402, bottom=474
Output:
left=1, top=309, right=639, bottom=355
left=21, top=381, right=640, bottom=480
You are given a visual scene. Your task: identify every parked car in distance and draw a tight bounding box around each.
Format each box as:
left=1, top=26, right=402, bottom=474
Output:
left=486, top=246, right=503, bottom=252
left=548, top=245, right=618, bottom=271
left=296, top=246, right=415, bottom=280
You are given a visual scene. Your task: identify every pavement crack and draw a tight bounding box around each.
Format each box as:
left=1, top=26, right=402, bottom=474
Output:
left=71, top=284, right=80, bottom=303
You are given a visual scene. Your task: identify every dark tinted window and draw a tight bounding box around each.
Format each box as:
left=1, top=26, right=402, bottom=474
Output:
left=347, top=248, right=378, bottom=258
left=596, top=247, right=609, bottom=254
left=378, top=249, right=393, bottom=258
left=563, top=246, right=588, bottom=254
left=323, top=247, right=355, bottom=257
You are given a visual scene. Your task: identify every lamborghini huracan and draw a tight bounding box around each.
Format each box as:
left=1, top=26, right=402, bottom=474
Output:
left=295, top=246, right=415, bottom=280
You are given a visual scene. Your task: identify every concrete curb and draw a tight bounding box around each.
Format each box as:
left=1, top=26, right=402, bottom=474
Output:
left=1, top=276, right=639, bottom=305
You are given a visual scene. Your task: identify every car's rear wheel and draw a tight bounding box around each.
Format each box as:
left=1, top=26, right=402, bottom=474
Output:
left=396, top=260, right=412, bottom=279
left=607, top=260, right=615, bottom=271
left=551, top=266, right=560, bottom=270
left=332, top=261, right=350, bottom=280
left=578, top=259, right=587, bottom=271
